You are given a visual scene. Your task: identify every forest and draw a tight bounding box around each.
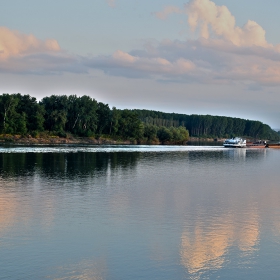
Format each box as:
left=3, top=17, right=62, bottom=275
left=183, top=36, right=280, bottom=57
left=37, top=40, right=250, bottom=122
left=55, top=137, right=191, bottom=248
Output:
left=0, top=93, right=279, bottom=143
left=134, top=109, right=280, bottom=140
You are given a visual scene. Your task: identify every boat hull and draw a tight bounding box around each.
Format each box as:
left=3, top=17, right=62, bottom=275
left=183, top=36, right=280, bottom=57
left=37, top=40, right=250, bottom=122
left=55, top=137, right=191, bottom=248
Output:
left=266, top=143, right=280, bottom=148
left=223, top=144, right=246, bottom=148
left=247, top=145, right=266, bottom=148
left=223, top=137, right=246, bottom=148
left=246, top=143, right=267, bottom=148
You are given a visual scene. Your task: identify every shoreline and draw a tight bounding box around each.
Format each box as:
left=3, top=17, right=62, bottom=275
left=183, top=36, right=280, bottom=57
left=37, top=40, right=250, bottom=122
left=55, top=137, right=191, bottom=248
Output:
left=0, top=135, right=225, bottom=146
left=0, top=135, right=132, bottom=145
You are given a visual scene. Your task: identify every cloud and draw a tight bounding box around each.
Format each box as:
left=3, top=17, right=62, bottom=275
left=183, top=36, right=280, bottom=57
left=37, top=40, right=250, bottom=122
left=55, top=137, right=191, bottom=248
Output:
left=0, top=27, right=86, bottom=75
left=86, top=0, right=280, bottom=86
left=185, top=0, right=270, bottom=48
left=3, top=0, right=280, bottom=88
left=87, top=37, right=280, bottom=85
left=154, top=6, right=182, bottom=20
left=156, top=0, right=270, bottom=48
left=88, top=49, right=195, bottom=79
left=106, top=0, right=115, bottom=8
left=0, top=26, right=60, bottom=60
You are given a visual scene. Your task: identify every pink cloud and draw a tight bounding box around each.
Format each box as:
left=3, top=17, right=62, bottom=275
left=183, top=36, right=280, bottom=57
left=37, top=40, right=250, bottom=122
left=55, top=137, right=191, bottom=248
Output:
left=185, top=0, right=270, bottom=47
left=106, top=0, right=115, bottom=8
left=154, top=6, right=182, bottom=20
left=3, top=0, right=280, bottom=88
left=100, top=50, right=195, bottom=76
left=0, top=26, right=60, bottom=60
left=156, top=0, right=270, bottom=48
left=113, top=50, right=138, bottom=63
left=0, top=27, right=87, bottom=75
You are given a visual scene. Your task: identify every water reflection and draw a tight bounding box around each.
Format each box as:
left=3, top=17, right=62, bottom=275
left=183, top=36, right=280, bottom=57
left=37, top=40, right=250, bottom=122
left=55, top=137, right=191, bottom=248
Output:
left=180, top=209, right=260, bottom=278
left=0, top=147, right=280, bottom=279
left=0, top=193, right=17, bottom=236
left=51, top=258, right=107, bottom=280
left=0, top=147, right=268, bottom=180
left=0, top=152, right=140, bottom=179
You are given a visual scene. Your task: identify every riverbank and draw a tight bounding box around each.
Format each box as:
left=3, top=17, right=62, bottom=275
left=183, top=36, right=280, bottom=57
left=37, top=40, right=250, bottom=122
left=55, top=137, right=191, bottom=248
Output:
left=0, top=134, right=225, bottom=145
left=0, top=134, right=133, bottom=145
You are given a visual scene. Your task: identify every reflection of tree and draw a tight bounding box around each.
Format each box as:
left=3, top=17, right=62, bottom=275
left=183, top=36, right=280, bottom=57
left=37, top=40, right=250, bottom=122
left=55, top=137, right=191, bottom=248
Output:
left=0, top=152, right=140, bottom=180
left=0, top=153, right=37, bottom=177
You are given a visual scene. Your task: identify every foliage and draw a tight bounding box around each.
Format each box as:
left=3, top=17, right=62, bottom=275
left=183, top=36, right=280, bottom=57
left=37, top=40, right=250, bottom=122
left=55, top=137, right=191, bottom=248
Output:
left=0, top=93, right=278, bottom=142
left=134, top=109, right=279, bottom=140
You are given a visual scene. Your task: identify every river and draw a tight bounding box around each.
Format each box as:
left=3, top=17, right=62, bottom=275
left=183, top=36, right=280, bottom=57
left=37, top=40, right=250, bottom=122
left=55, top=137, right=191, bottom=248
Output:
left=0, top=145, right=280, bottom=279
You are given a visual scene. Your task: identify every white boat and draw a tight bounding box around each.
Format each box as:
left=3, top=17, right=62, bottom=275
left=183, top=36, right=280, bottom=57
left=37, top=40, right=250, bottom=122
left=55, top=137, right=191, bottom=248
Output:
left=223, top=137, right=246, bottom=148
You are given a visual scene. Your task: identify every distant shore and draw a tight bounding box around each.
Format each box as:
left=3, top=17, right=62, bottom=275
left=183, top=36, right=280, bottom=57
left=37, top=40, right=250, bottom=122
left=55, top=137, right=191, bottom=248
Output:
left=0, top=134, right=226, bottom=145
left=0, top=135, right=132, bottom=145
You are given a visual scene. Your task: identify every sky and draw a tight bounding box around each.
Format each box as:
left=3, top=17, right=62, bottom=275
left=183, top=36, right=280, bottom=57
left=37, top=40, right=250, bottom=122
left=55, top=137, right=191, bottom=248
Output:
left=1, top=0, right=280, bottom=128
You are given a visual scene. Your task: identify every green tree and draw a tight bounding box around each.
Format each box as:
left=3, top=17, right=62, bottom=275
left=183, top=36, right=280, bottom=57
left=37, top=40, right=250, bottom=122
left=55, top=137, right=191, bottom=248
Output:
left=15, top=94, right=45, bottom=133
left=118, top=110, right=144, bottom=140
left=144, top=124, right=158, bottom=142
left=96, top=102, right=111, bottom=135
left=109, top=107, right=120, bottom=136
left=41, top=95, right=69, bottom=133
left=75, top=96, right=98, bottom=136
left=0, top=94, right=19, bottom=133
left=157, top=127, right=172, bottom=143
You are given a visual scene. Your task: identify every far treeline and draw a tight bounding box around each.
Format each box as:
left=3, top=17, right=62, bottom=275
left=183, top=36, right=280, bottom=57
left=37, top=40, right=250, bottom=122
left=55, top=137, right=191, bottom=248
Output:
left=0, top=93, right=279, bottom=144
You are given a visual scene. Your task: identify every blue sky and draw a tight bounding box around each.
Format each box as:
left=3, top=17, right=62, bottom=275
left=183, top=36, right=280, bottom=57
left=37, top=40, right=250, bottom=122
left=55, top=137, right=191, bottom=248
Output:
left=1, top=0, right=280, bottom=128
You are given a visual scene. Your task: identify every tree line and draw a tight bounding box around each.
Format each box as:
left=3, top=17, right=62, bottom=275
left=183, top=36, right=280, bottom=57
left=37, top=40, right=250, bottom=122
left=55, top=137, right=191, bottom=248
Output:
left=133, top=109, right=279, bottom=140
left=0, top=93, right=189, bottom=144
left=0, top=93, right=278, bottom=143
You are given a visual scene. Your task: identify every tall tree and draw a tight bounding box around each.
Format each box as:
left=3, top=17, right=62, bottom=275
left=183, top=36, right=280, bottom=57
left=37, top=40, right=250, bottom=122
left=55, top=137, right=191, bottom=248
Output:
left=0, top=94, right=19, bottom=133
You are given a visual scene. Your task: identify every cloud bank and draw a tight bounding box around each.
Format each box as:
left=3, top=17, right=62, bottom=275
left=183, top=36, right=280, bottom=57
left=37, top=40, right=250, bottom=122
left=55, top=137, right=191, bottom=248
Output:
left=3, top=0, right=280, bottom=87
left=89, top=0, right=280, bottom=86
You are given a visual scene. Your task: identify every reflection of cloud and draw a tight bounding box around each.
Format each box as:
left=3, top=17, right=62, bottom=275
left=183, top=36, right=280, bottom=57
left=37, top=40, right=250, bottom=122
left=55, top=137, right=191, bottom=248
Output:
left=180, top=210, right=259, bottom=275
left=260, top=187, right=280, bottom=239
left=0, top=185, right=55, bottom=237
left=0, top=194, right=17, bottom=235
left=52, top=258, right=106, bottom=280
left=272, top=222, right=280, bottom=239
left=180, top=218, right=233, bottom=275
left=237, top=213, right=259, bottom=252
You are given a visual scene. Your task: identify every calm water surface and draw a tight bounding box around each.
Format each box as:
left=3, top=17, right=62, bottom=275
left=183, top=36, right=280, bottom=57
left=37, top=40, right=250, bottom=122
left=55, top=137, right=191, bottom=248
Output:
left=0, top=145, right=280, bottom=279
